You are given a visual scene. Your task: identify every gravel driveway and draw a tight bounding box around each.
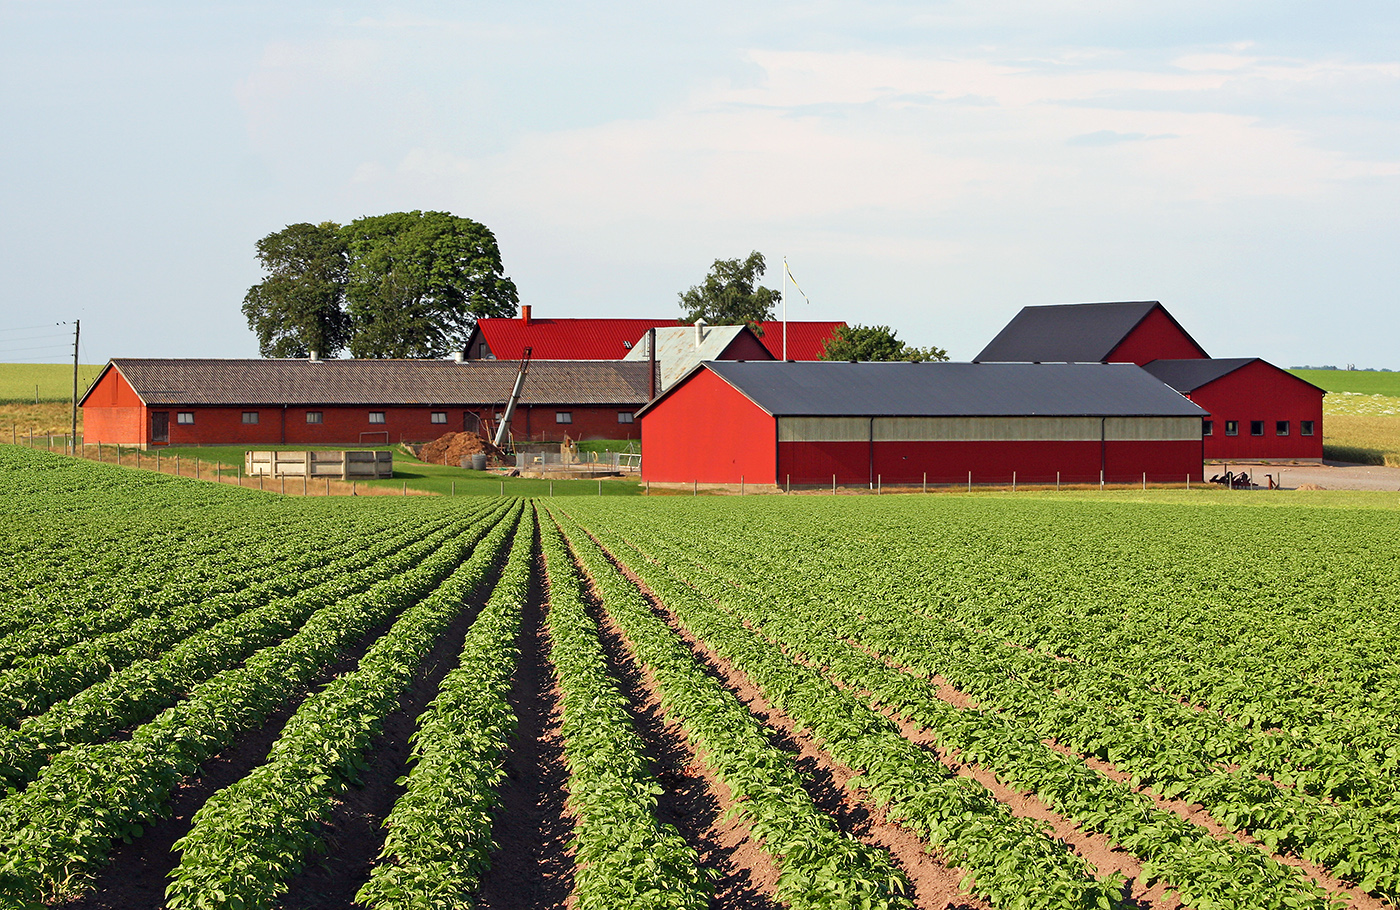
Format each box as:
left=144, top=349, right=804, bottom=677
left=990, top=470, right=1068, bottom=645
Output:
left=1207, top=461, right=1400, bottom=491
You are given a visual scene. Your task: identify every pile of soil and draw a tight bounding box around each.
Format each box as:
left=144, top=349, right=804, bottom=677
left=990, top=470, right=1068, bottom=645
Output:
left=420, top=431, right=490, bottom=466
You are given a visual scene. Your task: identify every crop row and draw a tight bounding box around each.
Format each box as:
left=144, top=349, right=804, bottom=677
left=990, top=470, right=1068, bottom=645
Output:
left=557, top=507, right=1121, bottom=910
left=0, top=500, right=510, bottom=904
left=595, top=516, right=1345, bottom=910
left=0, top=501, right=415, bottom=668
left=538, top=510, right=711, bottom=910
left=165, top=502, right=523, bottom=910
left=355, top=504, right=537, bottom=909
left=0, top=505, right=495, bottom=792
left=548, top=507, right=917, bottom=910
left=619, top=502, right=1400, bottom=897
left=0, top=507, right=478, bottom=732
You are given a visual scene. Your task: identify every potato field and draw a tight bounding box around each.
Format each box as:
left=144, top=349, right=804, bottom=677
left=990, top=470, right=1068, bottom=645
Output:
left=2, top=446, right=1399, bottom=910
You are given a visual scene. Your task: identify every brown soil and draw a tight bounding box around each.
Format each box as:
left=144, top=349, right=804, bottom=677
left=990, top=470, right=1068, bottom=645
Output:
left=473, top=524, right=573, bottom=910
left=552, top=522, right=781, bottom=909
left=569, top=524, right=990, bottom=910
left=276, top=537, right=515, bottom=909
left=420, top=431, right=488, bottom=467
left=57, top=583, right=430, bottom=910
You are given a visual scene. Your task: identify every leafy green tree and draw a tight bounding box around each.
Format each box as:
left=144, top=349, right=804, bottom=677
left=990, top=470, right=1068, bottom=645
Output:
left=819, top=324, right=949, bottom=362
left=678, top=251, right=778, bottom=330
left=344, top=211, right=519, bottom=359
left=241, top=222, right=352, bottom=358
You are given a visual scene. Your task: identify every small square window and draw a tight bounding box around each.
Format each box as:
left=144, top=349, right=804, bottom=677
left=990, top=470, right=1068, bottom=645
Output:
left=1276, top=420, right=1289, bottom=436
left=1301, top=420, right=1315, bottom=436
left=1250, top=420, right=1264, bottom=437
left=369, top=411, right=386, bottom=424
left=306, top=411, right=323, bottom=424
left=1202, top=420, right=1212, bottom=437
left=431, top=411, right=447, bottom=424
left=556, top=411, right=572, bottom=424
left=1224, top=420, right=1238, bottom=436
left=617, top=412, right=634, bottom=424
left=176, top=412, right=194, bottom=425
left=242, top=411, right=259, bottom=425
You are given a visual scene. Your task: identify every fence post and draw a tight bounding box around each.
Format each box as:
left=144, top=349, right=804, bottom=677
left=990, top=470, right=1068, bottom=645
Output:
left=550, top=480, right=553, bottom=497
left=326, top=476, right=331, bottom=496
left=1012, top=471, right=1016, bottom=492
left=597, top=478, right=602, bottom=496
left=967, top=471, right=971, bottom=493
left=1143, top=471, right=1147, bottom=491
left=175, top=453, right=180, bottom=476
left=451, top=480, right=455, bottom=496
left=740, top=475, right=744, bottom=495
left=281, top=476, right=285, bottom=495
left=1057, top=471, right=1060, bottom=492
left=1186, top=474, right=1190, bottom=491
left=877, top=474, right=881, bottom=494
left=1099, top=470, right=1104, bottom=491
left=500, top=480, right=504, bottom=496
left=786, top=474, right=790, bottom=494
left=923, top=472, right=927, bottom=493
left=832, top=474, right=836, bottom=494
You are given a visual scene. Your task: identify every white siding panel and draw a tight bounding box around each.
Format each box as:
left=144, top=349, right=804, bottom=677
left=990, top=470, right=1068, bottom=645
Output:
left=1104, top=417, right=1201, bottom=441
left=778, top=416, right=870, bottom=442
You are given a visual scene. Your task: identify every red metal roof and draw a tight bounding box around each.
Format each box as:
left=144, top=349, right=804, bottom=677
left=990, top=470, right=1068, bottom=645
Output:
left=470, top=317, right=845, bottom=361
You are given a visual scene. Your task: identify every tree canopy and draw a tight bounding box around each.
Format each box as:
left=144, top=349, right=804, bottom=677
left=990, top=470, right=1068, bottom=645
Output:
left=240, top=222, right=351, bottom=359
left=819, top=324, right=949, bottom=362
left=242, top=211, right=518, bottom=359
left=678, top=251, right=778, bottom=330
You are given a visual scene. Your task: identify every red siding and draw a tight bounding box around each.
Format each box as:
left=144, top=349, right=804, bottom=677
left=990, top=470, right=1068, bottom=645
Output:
left=783, top=439, right=1203, bottom=486
left=82, top=368, right=148, bottom=445
left=1190, top=361, right=1324, bottom=460
left=717, top=332, right=774, bottom=362
left=640, top=369, right=776, bottom=484
left=1108, top=307, right=1208, bottom=365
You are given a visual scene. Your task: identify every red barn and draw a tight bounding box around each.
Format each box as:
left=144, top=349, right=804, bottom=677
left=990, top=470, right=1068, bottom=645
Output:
left=1141, top=359, right=1324, bottom=462
left=464, top=306, right=846, bottom=362
left=638, top=361, right=1206, bottom=487
left=80, top=358, right=651, bottom=447
left=976, top=301, right=1209, bottom=366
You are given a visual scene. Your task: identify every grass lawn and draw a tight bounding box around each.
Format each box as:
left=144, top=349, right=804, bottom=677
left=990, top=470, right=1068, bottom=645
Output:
left=1290, top=368, right=1400, bottom=397
left=149, top=443, right=642, bottom=497
left=0, top=363, right=104, bottom=403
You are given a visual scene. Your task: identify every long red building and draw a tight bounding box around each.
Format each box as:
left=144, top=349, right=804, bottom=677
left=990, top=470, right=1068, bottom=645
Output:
left=80, top=358, right=650, bottom=447
left=638, top=361, right=1207, bottom=486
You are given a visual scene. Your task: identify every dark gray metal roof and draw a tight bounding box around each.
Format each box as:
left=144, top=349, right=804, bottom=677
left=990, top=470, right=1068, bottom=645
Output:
left=975, top=301, right=1207, bottom=363
left=1140, top=358, right=1256, bottom=392
left=87, top=358, right=651, bottom=407
left=643, top=361, right=1206, bottom=418
left=1142, top=358, right=1326, bottom=394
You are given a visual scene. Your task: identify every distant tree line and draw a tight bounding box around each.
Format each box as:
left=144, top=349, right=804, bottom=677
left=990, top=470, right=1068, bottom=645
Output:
left=242, top=212, right=518, bottom=359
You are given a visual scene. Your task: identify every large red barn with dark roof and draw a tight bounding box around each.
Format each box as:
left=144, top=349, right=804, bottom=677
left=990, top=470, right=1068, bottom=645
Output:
left=463, top=306, right=845, bottom=362
left=976, top=301, right=1322, bottom=462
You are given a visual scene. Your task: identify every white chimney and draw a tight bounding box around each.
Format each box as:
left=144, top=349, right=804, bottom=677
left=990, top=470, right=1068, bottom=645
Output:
left=453, top=351, right=465, bottom=363
left=694, top=318, right=706, bottom=347
left=308, top=349, right=320, bottom=362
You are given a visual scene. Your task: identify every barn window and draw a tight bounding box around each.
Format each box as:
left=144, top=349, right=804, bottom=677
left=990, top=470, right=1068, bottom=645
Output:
left=306, top=411, right=322, bottom=424
left=431, top=411, right=447, bottom=424
left=1301, top=420, right=1315, bottom=436
left=1224, top=420, right=1238, bottom=436
left=617, top=412, right=634, bottom=424
left=556, top=411, right=572, bottom=424
left=176, top=412, right=194, bottom=425
left=1202, top=420, right=1212, bottom=436
left=369, top=411, right=386, bottom=424
left=1250, top=420, right=1264, bottom=436
left=242, top=411, right=259, bottom=425
left=1276, top=420, right=1289, bottom=436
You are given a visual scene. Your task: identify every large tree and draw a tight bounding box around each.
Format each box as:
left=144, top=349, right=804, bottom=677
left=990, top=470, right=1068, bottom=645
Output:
left=678, top=251, right=779, bottom=330
left=819, top=324, right=949, bottom=362
left=343, top=211, right=519, bottom=359
left=241, top=222, right=351, bottom=358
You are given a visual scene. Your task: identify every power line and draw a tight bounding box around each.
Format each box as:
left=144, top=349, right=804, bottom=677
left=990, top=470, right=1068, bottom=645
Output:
left=0, top=323, right=68, bottom=334
left=0, top=344, right=71, bottom=355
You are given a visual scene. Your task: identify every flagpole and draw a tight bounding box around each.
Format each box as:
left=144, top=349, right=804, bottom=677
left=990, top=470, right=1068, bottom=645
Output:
left=782, top=256, right=788, bottom=361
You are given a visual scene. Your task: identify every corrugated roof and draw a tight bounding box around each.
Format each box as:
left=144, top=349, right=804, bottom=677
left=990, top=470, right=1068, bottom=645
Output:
left=471, top=316, right=845, bottom=361
left=91, top=358, right=651, bottom=407
left=1142, top=358, right=1326, bottom=395
left=622, top=324, right=772, bottom=390
left=975, top=301, right=1205, bottom=363
left=640, top=361, right=1207, bottom=418
left=1140, top=358, right=1256, bottom=392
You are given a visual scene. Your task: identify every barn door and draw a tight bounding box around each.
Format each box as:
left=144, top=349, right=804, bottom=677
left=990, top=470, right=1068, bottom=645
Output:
left=151, top=411, right=169, bottom=444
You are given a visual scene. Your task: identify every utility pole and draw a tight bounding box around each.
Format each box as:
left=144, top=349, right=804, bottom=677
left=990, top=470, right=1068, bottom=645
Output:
left=70, top=320, right=80, bottom=451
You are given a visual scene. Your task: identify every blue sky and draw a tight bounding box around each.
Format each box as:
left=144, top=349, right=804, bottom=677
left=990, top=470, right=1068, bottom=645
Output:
left=2, top=2, right=1397, bottom=367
